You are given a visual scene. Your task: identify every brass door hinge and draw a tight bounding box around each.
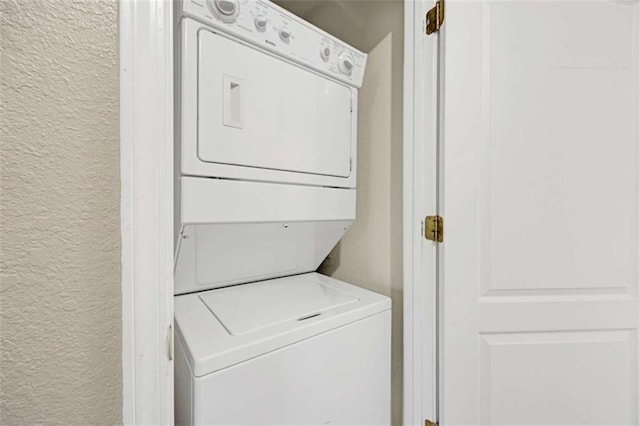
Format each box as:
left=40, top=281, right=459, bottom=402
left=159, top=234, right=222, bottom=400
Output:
left=425, top=420, right=438, bottom=426
left=425, top=215, right=443, bottom=242
left=426, top=0, right=445, bottom=34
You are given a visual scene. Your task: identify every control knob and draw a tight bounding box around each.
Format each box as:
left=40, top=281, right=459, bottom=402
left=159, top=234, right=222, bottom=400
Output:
left=279, top=28, right=291, bottom=43
left=320, top=44, right=331, bottom=62
left=254, top=15, right=267, bottom=32
left=338, top=51, right=355, bottom=76
left=207, top=0, right=240, bottom=22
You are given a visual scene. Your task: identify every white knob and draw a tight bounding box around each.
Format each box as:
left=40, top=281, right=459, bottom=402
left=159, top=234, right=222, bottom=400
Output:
left=320, top=45, right=331, bottom=62
left=254, top=15, right=267, bottom=31
left=338, top=51, right=354, bottom=75
left=208, top=0, right=240, bottom=22
left=279, top=28, right=291, bottom=43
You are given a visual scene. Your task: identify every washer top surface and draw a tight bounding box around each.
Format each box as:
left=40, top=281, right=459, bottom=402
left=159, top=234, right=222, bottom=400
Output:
left=175, top=273, right=391, bottom=377
left=199, top=274, right=358, bottom=335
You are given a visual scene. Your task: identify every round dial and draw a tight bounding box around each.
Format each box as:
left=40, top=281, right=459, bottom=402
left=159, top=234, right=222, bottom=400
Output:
left=338, top=51, right=355, bottom=75
left=319, top=45, right=331, bottom=62
left=279, top=28, right=291, bottom=43
left=254, top=15, right=267, bottom=32
left=207, top=0, right=240, bottom=22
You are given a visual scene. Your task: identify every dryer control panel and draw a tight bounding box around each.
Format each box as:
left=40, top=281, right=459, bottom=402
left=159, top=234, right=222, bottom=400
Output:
left=180, top=0, right=367, bottom=88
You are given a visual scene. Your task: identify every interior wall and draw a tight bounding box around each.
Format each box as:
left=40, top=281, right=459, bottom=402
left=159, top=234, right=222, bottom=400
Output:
left=275, top=1, right=404, bottom=424
left=0, top=0, right=121, bottom=424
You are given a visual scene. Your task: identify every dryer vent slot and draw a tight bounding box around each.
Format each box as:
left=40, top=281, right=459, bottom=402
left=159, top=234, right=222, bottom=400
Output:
left=297, top=313, right=321, bottom=321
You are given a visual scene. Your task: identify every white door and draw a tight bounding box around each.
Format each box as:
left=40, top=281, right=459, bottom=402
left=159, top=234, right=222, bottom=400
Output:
left=441, top=0, right=640, bottom=424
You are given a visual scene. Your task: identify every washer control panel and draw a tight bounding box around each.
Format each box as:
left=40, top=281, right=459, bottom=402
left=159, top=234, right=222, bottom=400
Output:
left=181, top=0, right=367, bottom=88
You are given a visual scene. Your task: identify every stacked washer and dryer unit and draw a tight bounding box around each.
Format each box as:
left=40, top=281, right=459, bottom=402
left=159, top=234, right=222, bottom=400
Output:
left=174, top=0, right=391, bottom=424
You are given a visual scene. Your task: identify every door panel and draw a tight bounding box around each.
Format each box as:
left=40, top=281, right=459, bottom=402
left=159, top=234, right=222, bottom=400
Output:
left=479, top=330, right=636, bottom=425
left=198, top=30, right=353, bottom=178
left=487, top=2, right=637, bottom=295
left=441, top=1, right=639, bottom=424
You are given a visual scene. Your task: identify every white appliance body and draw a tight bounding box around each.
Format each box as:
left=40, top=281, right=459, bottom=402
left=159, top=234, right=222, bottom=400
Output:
left=178, top=1, right=366, bottom=188
left=175, top=273, right=391, bottom=425
left=176, top=312, right=391, bottom=425
left=174, top=2, right=389, bottom=425
left=175, top=0, right=369, bottom=294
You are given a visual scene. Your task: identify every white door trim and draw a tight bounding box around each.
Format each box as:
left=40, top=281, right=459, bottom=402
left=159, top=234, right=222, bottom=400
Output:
left=120, top=0, right=174, bottom=424
left=403, top=0, right=439, bottom=425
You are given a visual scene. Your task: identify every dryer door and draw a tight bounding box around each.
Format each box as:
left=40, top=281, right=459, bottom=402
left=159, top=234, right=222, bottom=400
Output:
left=198, top=30, right=353, bottom=178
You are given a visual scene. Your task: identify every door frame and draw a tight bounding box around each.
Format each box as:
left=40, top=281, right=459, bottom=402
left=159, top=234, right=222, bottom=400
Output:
left=120, top=0, right=174, bottom=424
left=119, top=0, right=440, bottom=423
left=403, top=0, right=440, bottom=425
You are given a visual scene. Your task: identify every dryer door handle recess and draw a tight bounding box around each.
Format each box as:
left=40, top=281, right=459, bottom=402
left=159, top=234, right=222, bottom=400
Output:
left=223, top=75, right=243, bottom=129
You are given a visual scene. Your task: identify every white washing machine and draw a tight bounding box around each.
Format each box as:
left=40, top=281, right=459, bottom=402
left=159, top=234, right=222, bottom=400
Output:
left=174, top=1, right=391, bottom=424
left=175, top=273, right=391, bottom=425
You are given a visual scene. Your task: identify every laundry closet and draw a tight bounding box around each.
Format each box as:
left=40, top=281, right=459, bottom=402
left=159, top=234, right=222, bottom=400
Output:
left=173, top=0, right=403, bottom=424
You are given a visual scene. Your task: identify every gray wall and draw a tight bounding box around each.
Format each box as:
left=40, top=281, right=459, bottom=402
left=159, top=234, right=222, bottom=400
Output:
left=276, top=1, right=405, bottom=424
left=0, top=0, right=121, bottom=424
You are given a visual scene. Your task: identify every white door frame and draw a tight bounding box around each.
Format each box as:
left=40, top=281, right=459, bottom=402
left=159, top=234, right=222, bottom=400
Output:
left=119, top=0, right=439, bottom=423
left=120, top=0, right=175, bottom=424
left=403, top=0, right=440, bottom=425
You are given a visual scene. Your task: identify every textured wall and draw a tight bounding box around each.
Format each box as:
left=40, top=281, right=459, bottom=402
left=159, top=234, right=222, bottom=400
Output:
left=0, top=0, right=121, bottom=424
left=276, top=1, right=404, bottom=424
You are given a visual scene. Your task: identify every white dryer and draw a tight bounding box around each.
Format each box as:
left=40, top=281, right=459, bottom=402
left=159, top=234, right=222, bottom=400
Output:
left=177, top=0, right=366, bottom=189
left=174, top=1, right=391, bottom=424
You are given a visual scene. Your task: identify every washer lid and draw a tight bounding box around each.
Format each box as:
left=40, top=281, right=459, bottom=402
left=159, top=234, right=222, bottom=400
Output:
left=175, top=273, right=391, bottom=377
left=199, top=275, right=358, bottom=336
